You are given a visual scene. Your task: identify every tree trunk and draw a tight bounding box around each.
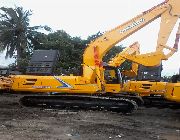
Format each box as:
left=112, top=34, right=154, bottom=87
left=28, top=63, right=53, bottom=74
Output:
left=16, top=46, right=23, bottom=68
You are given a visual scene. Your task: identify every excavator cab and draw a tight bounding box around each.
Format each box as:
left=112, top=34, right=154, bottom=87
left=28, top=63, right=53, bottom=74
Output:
left=104, top=67, right=119, bottom=84
left=104, top=66, right=123, bottom=93
left=137, top=64, right=162, bottom=82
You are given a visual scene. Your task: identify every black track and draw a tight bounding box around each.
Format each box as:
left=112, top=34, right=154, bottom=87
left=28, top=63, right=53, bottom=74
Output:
left=20, top=95, right=139, bottom=113
left=143, top=96, right=180, bottom=109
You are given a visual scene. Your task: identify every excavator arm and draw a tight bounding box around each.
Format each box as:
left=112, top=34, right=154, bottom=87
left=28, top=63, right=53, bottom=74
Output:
left=83, top=0, right=180, bottom=87
left=108, top=42, right=140, bottom=67
left=107, top=23, right=180, bottom=78
left=108, top=42, right=140, bottom=78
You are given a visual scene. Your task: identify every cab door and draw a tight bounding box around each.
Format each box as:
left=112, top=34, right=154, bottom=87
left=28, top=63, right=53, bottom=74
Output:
left=104, top=66, right=122, bottom=93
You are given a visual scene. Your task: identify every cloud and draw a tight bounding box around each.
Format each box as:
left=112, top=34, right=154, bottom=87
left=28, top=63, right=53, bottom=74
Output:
left=0, top=51, right=15, bottom=66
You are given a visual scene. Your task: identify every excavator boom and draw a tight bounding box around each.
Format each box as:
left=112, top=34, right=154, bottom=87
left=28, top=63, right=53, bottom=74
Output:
left=83, top=0, right=180, bottom=88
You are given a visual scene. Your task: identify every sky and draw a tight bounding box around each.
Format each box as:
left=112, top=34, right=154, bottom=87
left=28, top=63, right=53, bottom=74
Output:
left=0, top=0, right=180, bottom=76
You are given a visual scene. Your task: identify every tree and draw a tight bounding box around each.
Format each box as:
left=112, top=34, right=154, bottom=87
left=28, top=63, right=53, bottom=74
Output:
left=30, top=30, right=129, bottom=75
left=0, top=6, right=51, bottom=68
left=32, top=30, right=87, bottom=75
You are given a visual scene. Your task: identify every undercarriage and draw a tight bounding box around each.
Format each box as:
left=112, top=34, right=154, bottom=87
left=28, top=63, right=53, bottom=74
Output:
left=19, top=94, right=143, bottom=113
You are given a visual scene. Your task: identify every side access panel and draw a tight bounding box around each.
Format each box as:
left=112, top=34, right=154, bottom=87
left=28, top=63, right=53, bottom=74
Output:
left=165, top=83, right=180, bottom=102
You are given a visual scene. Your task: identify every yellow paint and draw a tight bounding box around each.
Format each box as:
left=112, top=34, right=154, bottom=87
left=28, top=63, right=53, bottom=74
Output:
left=0, top=0, right=180, bottom=104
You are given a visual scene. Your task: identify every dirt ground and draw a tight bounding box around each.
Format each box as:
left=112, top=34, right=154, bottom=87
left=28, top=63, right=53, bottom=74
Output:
left=0, top=93, right=180, bottom=140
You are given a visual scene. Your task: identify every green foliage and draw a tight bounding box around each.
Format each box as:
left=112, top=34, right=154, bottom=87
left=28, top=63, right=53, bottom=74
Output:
left=31, top=30, right=87, bottom=74
left=30, top=30, right=130, bottom=74
left=0, top=6, right=51, bottom=69
left=0, top=6, right=130, bottom=74
left=86, top=31, right=103, bottom=43
left=9, top=58, right=29, bottom=73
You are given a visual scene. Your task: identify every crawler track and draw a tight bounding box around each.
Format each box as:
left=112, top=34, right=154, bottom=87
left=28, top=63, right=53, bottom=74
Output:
left=20, top=95, right=139, bottom=113
left=143, top=96, right=180, bottom=109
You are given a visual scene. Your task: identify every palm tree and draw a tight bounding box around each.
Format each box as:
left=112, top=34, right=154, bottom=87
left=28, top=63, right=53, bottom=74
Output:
left=0, top=6, right=51, bottom=67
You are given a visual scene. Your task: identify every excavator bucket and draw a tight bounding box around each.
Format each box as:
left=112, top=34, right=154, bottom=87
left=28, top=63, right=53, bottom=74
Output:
left=167, top=0, right=180, bottom=16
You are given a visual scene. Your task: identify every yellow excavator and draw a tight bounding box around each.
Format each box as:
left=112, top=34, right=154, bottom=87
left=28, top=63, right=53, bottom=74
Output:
left=107, top=26, right=180, bottom=107
left=0, top=0, right=180, bottom=112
